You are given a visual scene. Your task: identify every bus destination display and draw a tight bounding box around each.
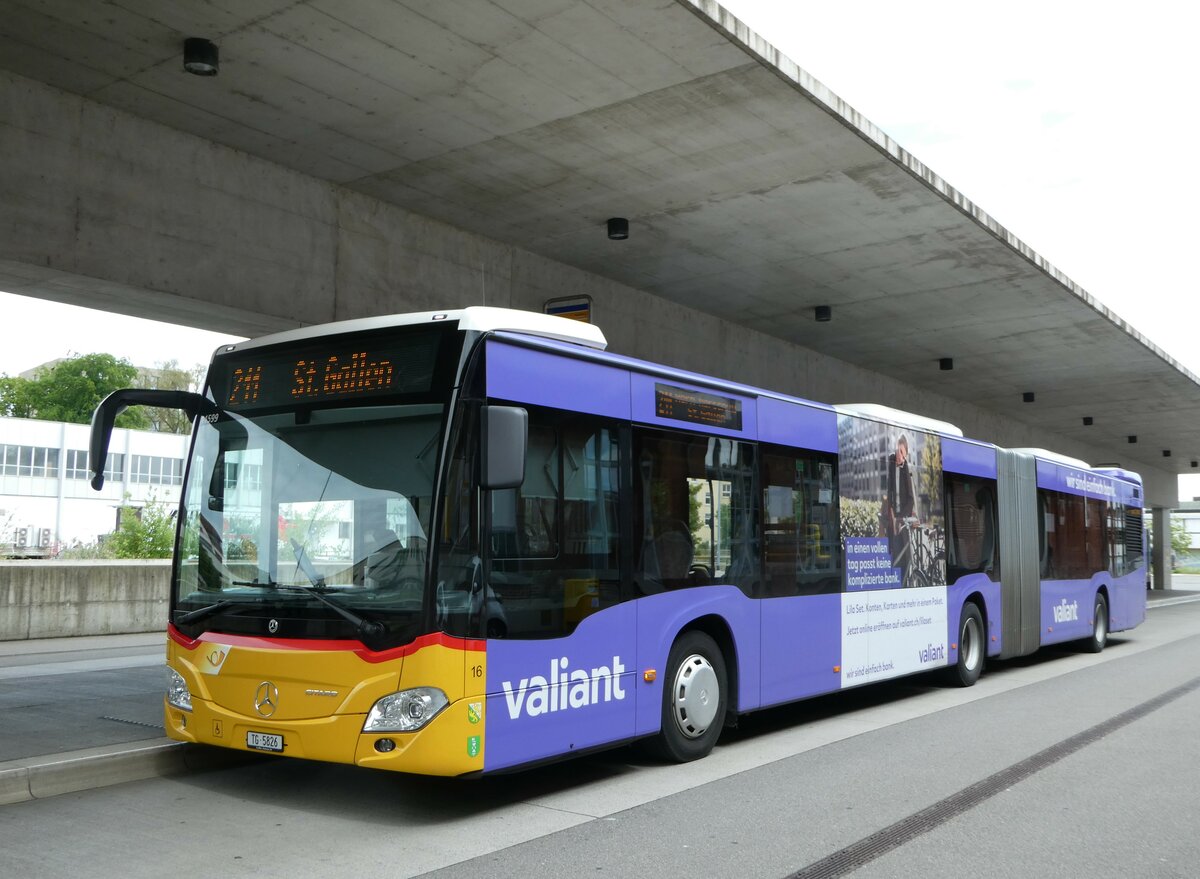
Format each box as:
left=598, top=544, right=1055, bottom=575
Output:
left=655, top=383, right=743, bottom=430
left=219, top=331, right=441, bottom=410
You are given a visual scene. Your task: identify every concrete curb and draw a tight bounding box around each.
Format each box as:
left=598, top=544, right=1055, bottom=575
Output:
left=1149, top=593, right=1200, bottom=609
left=0, top=739, right=261, bottom=806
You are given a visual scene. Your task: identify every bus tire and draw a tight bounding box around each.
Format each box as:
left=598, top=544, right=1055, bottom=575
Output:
left=945, top=601, right=984, bottom=687
left=654, top=631, right=727, bottom=763
left=1084, top=593, right=1108, bottom=654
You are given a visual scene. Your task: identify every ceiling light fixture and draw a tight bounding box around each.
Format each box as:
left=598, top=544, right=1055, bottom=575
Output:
left=606, top=217, right=628, bottom=240
left=183, top=38, right=219, bottom=76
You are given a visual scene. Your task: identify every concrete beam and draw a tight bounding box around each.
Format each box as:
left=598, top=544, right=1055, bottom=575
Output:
left=0, top=69, right=1178, bottom=506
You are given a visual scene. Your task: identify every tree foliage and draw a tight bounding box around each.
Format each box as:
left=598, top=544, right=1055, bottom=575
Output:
left=840, top=497, right=883, bottom=542
left=0, top=353, right=148, bottom=428
left=0, top=376, right=38, bottom=419
left=918, top=438, right=944, bottom=529
left=0, top=352, right=204, bottom=433
left=105, top=495, right=177, bottom=559
left=1171, top=518, right=1191, bottom=563
left=57, top=494, right=178, bottom=559
left=141, top=359, right=205, bottom=434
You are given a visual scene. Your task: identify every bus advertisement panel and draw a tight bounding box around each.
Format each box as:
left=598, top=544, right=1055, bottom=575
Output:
left=837, top=415, right=948, bottom=686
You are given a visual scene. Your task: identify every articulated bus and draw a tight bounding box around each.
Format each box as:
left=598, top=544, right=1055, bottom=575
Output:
left=89, top=307, right=1146, bottom=775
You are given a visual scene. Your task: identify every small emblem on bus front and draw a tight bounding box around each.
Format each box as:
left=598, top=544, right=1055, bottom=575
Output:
left=268, top=619, right=279, bottom=634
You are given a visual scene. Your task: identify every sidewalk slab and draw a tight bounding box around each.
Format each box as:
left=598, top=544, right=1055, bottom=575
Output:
left=0, top=740, right=261, bottom=805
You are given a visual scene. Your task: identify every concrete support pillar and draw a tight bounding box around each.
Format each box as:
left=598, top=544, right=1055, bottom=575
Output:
left=1151, top=506, right=1172, bottom=591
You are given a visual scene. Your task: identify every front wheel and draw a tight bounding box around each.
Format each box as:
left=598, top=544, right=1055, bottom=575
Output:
left=653, top=631, right=727, bottom=763
left=944, top=602, right=984, bottom=687
left=1084, top=593, right=1108, bottom=653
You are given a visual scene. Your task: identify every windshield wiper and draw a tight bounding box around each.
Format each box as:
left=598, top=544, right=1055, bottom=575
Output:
left=277, top=584, right=385, bottom=644
left=177, top=588, right=385, bottom=647
left=232, top=577, right=278, bottom=588
left=289, top=538, right=326, bottom=589
left=176, top=599, right=246, bottom=626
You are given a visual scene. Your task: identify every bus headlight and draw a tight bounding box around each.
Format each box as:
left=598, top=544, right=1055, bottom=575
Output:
left=167, top=667, right=193, bottom=711
left=363, top=688, right=448, bottom=732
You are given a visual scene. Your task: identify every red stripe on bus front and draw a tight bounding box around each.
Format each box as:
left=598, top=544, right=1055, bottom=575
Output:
left=168, top=625, right=484, bottom=660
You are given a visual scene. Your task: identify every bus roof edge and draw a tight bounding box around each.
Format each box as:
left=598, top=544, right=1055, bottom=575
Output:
left=834, top=403, right=964, bottom=437
left=460, top=306, right=607, bottom=350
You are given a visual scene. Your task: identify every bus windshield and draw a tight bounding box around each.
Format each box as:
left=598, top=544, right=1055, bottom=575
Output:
left=175, top=400, right=447, bottom=646
left=167, top=320, right=464, bottom=646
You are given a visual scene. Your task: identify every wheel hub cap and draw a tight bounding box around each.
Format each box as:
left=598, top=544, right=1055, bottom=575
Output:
left=672, top=654, right=720, bottom=738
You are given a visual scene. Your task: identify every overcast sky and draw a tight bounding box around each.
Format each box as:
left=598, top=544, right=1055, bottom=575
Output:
left=0, top=291, right=242, bottom=377
left=723, top=0, right=1200, bottom=500
left=717, top=0, right=1198, bottom=372
left=2, top=1, right=1196, bottom=493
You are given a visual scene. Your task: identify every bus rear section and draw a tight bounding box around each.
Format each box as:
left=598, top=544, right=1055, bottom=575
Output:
left=994, top=450, right=1146, bottom=660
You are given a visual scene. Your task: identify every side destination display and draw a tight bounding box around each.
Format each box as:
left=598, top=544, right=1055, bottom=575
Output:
left=655, top=383, right=743, bottom=430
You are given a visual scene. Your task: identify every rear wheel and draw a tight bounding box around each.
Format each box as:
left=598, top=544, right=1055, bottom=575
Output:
left=1084, top=593, right=1108, bottom=653
left=653, top=631, right=727, bottom=763
left=945, top=602, right=984, bottom=687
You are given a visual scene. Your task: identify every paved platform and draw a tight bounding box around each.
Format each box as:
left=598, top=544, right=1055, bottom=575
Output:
left=3, top=585, right=1199, bottom=805
left=0, top=632, right=257, bottom=805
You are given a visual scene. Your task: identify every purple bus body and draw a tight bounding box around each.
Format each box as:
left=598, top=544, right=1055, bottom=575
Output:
left=943, top=437, right=997, bottom=479
left=478, top=335, right=1145, bottom=771
left=1032, top=457, right=1146, bottom=645
left=1036, top=458, right=1141, bottom=507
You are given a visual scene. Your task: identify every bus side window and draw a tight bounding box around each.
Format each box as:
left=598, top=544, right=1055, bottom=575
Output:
left=1040, top=489, right=1098, bottom=580
left=1038, top=490, right=1054, bottom=578
left=1119, top=505, right=1144, bottom=576
left=945, top=475, right=998, bottom=583
left=761, top=446, right=840, bottom=596
left=488, top=407, right=622, bottom=639
left=634, top=429, right=758, bottom=596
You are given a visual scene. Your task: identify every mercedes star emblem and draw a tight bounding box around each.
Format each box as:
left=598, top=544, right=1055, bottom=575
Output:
left=254, top=681, right=279, bottom=717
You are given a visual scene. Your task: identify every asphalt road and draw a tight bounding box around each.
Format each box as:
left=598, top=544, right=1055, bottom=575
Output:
left=2, top=602, right=1199, bottom=879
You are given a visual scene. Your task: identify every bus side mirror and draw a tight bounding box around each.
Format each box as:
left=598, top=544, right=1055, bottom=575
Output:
left=481, top=405, right=527, bottom=490
left=89, top=389, right=214, bottom=490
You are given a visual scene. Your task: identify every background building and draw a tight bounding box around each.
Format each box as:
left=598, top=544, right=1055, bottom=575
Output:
left=1172, top=501, right=1200, bottom=569
left=0, top=417, right=188, bottom=556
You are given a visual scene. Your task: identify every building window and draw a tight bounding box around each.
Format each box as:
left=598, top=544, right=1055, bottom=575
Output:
left=65, top=450, right=125, bottom=482
left=130, top=454, right=184, bottom=486
left=65, top=449, right=88, bottom=480
left=1, top=444, right=59, bottom=478
left=225, top=461, right=262, bottom=492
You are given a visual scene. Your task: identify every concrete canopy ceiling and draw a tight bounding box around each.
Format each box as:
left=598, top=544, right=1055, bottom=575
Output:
left=1, top=0, right=1197, bottom=477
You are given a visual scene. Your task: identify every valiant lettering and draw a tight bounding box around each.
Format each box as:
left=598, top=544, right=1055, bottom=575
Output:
left=501, top=656, right=627, bottom=720
left=917, top=643, right=946, bottom=664
left=1053, top=599, right=1080, bottom=623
